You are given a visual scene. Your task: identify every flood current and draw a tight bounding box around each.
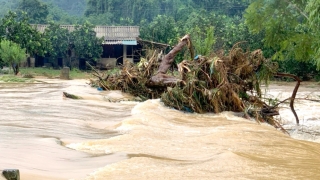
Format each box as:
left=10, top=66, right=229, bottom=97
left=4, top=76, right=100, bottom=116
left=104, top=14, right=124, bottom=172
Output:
left=0, top=79, right=320, bottom=179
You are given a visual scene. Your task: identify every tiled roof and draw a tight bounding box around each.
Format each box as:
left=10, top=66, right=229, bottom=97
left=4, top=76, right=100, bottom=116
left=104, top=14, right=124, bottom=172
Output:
left=32, top=25, right=140, bottom=41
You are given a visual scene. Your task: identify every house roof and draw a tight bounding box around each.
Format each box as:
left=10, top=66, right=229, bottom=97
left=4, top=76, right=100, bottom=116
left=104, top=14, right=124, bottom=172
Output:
left=32, top=25, right=140, bottom=45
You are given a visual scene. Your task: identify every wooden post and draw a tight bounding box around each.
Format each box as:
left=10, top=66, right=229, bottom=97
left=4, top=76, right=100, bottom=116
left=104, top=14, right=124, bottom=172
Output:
left=30, top=57, right=35, bottom=68
left=123, top=45, right=127, bottom=63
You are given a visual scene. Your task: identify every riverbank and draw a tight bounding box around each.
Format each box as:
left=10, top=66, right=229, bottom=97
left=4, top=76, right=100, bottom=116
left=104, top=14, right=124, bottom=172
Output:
left=0, top=67, right=92, bottom=79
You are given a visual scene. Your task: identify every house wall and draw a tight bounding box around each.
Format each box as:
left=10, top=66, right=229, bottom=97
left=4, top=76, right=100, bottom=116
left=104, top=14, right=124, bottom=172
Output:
left=98, top=44, right=142, bottom=69
left=20, top=43, right=142, bottom=70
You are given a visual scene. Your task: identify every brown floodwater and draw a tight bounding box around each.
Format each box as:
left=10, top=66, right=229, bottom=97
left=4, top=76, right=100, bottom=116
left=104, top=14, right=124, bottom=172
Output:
left=1, top=79, right=320, bottom=180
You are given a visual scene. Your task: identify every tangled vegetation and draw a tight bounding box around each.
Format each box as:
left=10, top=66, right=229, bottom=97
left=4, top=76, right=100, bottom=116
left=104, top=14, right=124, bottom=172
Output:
left=90, top=36, right=289, bottom=130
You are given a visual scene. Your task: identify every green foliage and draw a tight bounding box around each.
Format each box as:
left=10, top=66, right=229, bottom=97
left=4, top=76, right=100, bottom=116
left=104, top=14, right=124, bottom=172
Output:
left=70, top=21, right=103, bottom=61
left=0, top=40, right=26, bottom=64
left=306, top=0, right=320, bottom=69
left=182, top=10, right=214, bottom=34
left=0, top=1, right=18, bottom=18
left=17, top=0, right=49, bottom=24
left=46, top=3, right=80, bottom=24
left=0, top=75, right=35, bottom=82
left=244, top=0, right=320, bottom=69
left=84, top=0, right=252, bottom=25
left=85, top=13, right=113, bottom=25
left=191, top=26, right=215, bottom=56
left=181, top=11, right=263, bottom=53
left=85, top=0, right=166, bottom=25
left=0, top=0, right=85, bottom=19
left=306, top=0, right=320, bottom=30
left=0, top=40, right=26, bottom=74
left=140, top=15, right=178, bottom=45
left=0, top=11, right=48, bottom=57
left=42, top=0, right=86, bottom=16
left=191, top=0, right=252, bottom=16
left=277, top=59, right=320, bottom=81
left=43, top=22, right=70, bottom=59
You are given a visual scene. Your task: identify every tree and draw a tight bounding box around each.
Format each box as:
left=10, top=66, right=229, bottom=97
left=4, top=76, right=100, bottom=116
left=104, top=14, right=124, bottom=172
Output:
left=140, top=15, right=178, bottom=45
left=85, top=12, right=113, bottom=25
left=17, top=0, right=49, bottom=24
left=0, top=0, right=19, bottom=18
left=84, top=0, right=191, bottom=25
left=191, top=26, right=215, bottom=57
left=42, top=0, right=86, bottom=16
left=0, top=40, right=26, bottom=75
left=70, top=21, right=103, bottom=64
left=46, top=3, right=78, bottom=24
left=244, top=0, right=320, bottom=69
left=0, top=11, right=48, bottom=57
left=191, top=0, right=252, bottom=16
left=42, top=22, right=74, bottom=67
left=43, top=22, right=70, bottom=60
left=306, top=0, right=320, bottom=68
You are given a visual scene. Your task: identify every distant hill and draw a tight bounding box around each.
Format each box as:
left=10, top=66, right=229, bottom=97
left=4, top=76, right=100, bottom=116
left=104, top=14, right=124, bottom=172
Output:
left=0, top=0, right=86, bottom=17
left=42, top=0, right=86, bottom=16
left=0, top=0, right=18, bottom=17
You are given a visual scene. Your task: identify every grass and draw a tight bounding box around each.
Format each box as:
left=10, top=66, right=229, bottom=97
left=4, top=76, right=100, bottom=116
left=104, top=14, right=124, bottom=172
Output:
left=19, top=67, right=92, bottom=79
left=0, top=75, right=35, bottom=83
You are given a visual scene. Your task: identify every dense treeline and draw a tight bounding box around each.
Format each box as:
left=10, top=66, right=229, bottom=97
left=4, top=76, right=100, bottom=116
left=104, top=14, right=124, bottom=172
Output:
left=0, top=11, right=102, bottom=73
left=0, top=0, right=319, bottom=80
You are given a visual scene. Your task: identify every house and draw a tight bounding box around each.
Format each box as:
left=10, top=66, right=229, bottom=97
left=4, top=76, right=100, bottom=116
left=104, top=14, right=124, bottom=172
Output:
left=32, top=25, right=142, bottom=69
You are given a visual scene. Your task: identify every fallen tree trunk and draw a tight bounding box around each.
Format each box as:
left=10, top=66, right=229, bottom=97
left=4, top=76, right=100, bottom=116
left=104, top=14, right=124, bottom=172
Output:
left=158, top=34, right=191, bottom=74
left=147, top=35, right=191, bottom=87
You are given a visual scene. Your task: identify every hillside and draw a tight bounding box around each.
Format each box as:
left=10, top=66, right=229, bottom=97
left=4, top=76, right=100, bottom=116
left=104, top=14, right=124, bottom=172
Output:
left=0, top=0, right=17, bottom=17
left=42, top=0, right=86, bottom=16
left=0, top=0, right=86, bottom=17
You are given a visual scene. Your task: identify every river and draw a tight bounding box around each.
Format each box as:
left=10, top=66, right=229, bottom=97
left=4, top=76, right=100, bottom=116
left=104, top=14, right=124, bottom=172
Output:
left=0, top=79, right=320, bottom=180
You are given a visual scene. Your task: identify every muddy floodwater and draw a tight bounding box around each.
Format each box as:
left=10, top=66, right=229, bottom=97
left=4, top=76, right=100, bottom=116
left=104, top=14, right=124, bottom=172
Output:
left=1, top=79, right=320, bottom=180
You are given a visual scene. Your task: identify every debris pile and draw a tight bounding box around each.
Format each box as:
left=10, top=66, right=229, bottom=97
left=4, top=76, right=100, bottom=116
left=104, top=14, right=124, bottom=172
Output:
left=90, top=35, right=287, bottom=128
left=161, top=45, right=279, bottom=125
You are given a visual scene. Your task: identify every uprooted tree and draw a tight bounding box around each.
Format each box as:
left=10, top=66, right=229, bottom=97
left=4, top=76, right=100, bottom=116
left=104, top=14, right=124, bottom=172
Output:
left=90, top=34, right=302, bottom=129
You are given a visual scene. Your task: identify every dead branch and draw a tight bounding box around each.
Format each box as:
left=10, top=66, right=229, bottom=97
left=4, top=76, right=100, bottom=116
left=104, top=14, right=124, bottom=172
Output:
left=275, top=73, right=302, bottom=125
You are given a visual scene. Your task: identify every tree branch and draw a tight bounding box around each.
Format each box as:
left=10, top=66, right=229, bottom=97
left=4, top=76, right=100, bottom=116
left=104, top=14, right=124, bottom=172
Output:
left=275, top=73, right=302, bottom=125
